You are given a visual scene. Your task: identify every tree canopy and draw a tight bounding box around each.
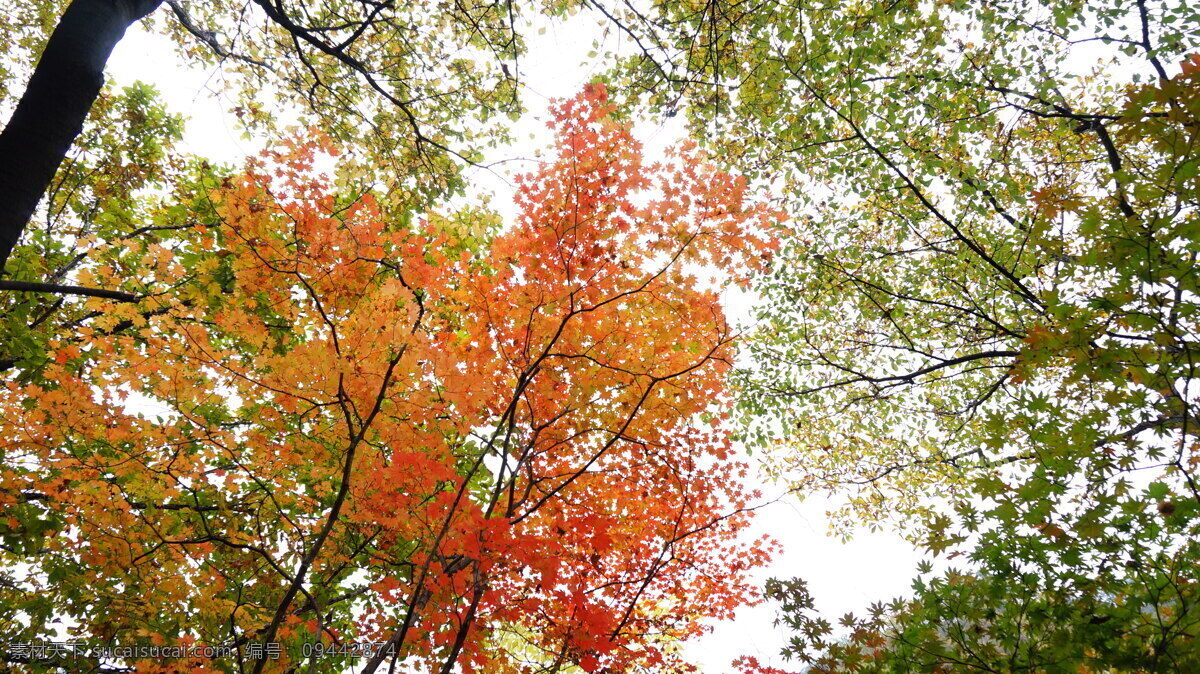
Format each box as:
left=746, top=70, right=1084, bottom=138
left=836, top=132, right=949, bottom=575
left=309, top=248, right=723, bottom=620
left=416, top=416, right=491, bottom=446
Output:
left=0, top=85, right=780, bottom=672
left=4, top=0, right=1200, bottom=671
left=609, top=0, right=1200, bottom=669
left=0, top=0, right=554, bottom=274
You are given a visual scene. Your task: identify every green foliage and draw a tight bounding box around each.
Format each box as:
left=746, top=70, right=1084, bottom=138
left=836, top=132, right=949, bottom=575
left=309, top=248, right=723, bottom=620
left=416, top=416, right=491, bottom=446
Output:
left=0, top=82, right=217, bottom=380
left=618, top=0, right=1200, bottom=669
left=144, top=0, right=529, bottom=202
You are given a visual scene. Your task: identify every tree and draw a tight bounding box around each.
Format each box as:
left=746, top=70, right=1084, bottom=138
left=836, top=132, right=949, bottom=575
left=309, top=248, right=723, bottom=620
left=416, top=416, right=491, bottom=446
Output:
left=0, top=85, right=780, bottom=672
left=0, top=0, right=529, bottom=275
left=603, top=0, right=1200, bottom=669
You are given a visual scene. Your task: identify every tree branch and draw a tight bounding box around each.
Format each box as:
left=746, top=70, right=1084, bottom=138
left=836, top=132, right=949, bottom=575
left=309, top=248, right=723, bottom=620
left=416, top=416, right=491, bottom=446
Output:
left=0, top=279, right=138, bottom=302
left=164, top=0, right=272, bottom=69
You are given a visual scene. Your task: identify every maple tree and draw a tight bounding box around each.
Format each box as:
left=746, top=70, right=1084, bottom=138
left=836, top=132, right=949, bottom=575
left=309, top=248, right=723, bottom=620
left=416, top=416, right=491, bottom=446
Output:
left=600, top=0, right=1200, bottom=670
left=0, top=85, right=780, bottom=672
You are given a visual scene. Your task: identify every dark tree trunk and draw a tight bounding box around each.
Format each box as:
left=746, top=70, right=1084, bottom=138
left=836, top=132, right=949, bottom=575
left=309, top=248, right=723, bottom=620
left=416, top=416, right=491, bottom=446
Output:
left=0, top=0, right=164, bottom=275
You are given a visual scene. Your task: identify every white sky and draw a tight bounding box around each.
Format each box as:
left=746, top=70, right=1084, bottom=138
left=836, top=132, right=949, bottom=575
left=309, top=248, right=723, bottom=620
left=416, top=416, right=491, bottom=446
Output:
left=105, top=13, right=923, bottom=673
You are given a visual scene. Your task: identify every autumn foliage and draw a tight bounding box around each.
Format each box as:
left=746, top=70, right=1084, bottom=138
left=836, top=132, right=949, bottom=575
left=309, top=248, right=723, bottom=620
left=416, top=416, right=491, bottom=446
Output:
left=0, top=85, right=779, bottom=672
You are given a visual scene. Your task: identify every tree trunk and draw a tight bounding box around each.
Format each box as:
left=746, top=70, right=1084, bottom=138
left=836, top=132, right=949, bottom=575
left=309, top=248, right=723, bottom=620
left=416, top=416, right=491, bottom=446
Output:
left=0, top=0, right=164, bottom=275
